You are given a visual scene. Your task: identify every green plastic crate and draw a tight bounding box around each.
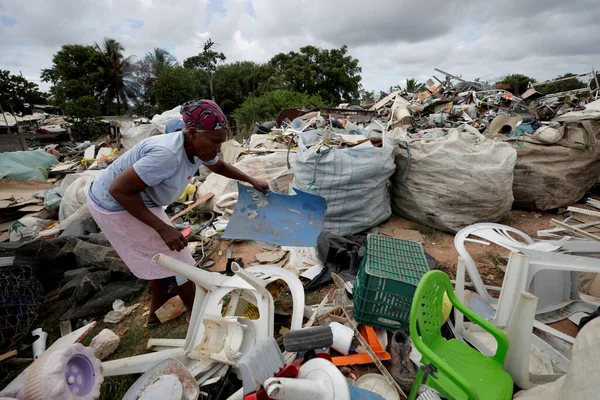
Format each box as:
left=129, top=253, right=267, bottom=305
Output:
left=353, top=235, right=430, bottom=330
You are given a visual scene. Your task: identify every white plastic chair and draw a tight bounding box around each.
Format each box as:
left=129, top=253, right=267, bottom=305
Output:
left=102, top=253, right=305, bottom=377
left=455, top=223, right=600, bottom=322
left=454, top=254, right=570, bottom=390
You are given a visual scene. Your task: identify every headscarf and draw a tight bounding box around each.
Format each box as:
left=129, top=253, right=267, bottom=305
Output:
left=180, top=100, right=228, bottom=131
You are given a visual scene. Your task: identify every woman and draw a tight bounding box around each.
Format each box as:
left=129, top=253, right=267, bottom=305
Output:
left=88, top=100, right=268, bottom=327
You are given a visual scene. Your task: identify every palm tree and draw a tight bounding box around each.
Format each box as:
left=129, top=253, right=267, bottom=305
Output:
left=148, top=48, right=176, bottom=75
left=405, top=78, right=425, bottom=93
left=95, top=37, right=138, bottom=115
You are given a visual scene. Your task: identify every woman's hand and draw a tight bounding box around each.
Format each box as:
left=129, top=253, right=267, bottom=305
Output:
left=251, top=179, right=269, bottom=195
left=156, top=224, right=187, bottom=251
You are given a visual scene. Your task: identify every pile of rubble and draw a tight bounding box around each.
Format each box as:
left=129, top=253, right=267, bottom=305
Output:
left=1, top=69, right=600, bottom=399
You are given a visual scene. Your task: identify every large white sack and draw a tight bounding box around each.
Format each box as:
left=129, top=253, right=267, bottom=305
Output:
left=390, top=125, right=517, bottom=233
left=151, top=106, right=181, bottom=134
left=120, top=122, right=161, bottom=151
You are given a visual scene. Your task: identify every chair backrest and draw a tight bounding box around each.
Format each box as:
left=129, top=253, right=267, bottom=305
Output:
left=410, top=270, right=452, bottom=346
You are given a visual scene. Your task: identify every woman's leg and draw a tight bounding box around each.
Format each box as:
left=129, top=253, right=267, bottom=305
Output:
left=175, top=280, right=196, bottom=315
left=148, top=278, right=171, bottom=324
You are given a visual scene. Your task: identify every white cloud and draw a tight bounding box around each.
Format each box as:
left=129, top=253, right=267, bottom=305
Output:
left=1, top=0, right=600, bottom=94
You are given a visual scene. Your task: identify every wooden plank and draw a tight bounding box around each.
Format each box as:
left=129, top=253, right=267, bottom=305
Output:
left=550, top=219, right=600, bottom=241
left=0, top=350, right=17, bottom=362
left=169, top=193, right=214, bottom=222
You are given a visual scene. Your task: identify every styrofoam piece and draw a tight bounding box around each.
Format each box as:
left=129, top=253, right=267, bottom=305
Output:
left=123, top=358, right=199, bottom=400
left=239, top=338, right=285, bottom=395
left=264, top=358, right=350, bottom=400
left=31, top=328, right=48, bottom=359
left=355, top=373, right=400, bottom=400
left=329, top=322, right=353, bottom=355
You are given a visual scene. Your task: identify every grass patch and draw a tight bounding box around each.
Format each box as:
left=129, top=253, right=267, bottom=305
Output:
left=485, top=252, right=508, bottom=270
left=100, top=375, right=137, bottom=400
left=409, top=223, right=443, bottom=241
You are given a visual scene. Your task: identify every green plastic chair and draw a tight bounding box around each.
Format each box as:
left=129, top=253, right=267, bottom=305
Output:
left=408, top=270, right=513, bottom=400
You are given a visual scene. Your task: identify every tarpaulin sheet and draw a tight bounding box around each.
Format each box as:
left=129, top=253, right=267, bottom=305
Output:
left=222, top=182, right=326, bottom=247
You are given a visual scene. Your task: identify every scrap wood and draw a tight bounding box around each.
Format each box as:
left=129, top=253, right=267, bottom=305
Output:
left=155, top=296, right=185, bottom=323
left=0, top=349, right=17, bottom=362
left=169, top=192, right=214, bottom=222
left=255, top=250, right=287, bottom=264
left=550, top=219, right=600, bottom=241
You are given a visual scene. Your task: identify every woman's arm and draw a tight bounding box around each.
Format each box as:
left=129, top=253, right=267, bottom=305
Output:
left=206, top=160, right=269, bottom=194
left=108, top=167, right=187, bottom=251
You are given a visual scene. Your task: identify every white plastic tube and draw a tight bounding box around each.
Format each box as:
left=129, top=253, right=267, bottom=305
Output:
left=31, top=328, right=48, bottom=359
left=330, top=322, right=353, bottom=355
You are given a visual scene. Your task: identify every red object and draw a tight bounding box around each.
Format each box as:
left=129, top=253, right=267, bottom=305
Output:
left=180, top=226, right=192, bottom=238
left=243, top=364, right=299, bottom=400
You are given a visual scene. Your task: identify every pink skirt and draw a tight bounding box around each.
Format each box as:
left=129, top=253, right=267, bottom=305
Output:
left=88, top=196, right=196, bottom=280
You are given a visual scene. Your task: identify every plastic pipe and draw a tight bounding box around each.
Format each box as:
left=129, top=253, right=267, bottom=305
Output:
left=330, top=322, right=353, bottom=355
left=504, top=291, right=538, bottom=389
left=31, top=328, right=48, bottom=359
left=264, top=378, right=326, bottom=399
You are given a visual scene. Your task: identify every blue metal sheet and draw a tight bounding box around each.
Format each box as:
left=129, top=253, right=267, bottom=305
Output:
left=222, top=182, right=326, bottom=247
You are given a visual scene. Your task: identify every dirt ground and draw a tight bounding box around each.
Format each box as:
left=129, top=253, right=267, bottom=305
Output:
left=2, top=207, right=590, bottom=397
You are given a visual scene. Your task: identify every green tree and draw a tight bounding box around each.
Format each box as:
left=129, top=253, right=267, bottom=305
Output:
left=151, top=66, right=207, bottom=111
left=497, top=74, right=536, bottom=96
left=183, top=39, right=226, bottom=101
left=539, top=73, right=587, bottom=95
left=64, top=95, right=102, bottom=140
left=0, top=70, right=48, bottom=113
left=361, top=89, right=376, bottom=100
left=234, top=89, right=325, bottom=132
left=212, top=61, right=274, bottom=114
left=135, top=48, right=177, bottom=115
left=95, top=37, right=138, bottom=115
left=41, top=44, right=106, bottom=108
left=267, top=45, right=362, bottom=104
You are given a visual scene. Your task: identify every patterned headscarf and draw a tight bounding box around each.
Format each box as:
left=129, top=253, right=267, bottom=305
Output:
left=180, top=100, right=228, bottom=131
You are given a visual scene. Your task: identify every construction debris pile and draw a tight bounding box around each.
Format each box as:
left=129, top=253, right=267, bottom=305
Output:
left=1, top=69, right=600, bottom=400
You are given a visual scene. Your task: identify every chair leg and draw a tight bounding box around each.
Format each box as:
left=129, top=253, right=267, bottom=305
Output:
left=407, top=368, right=425, bottom=400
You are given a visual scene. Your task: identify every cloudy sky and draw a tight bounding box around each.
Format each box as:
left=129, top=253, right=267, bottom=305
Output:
left=2, top=0, right=600, bottom=94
